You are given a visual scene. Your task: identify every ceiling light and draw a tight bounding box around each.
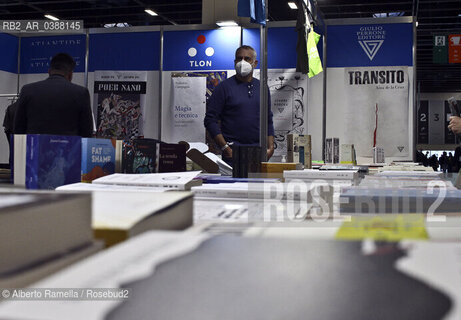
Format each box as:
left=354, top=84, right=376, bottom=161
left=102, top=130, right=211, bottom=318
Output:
left=216, top=20, right=238, bottom=27
left=145, top=9, right=158, bottom=16
left=44, top=14, right=59, bottom=21
left=288, top=2, right=298, bottom=9
left=104, top=23, right=131, bottom=28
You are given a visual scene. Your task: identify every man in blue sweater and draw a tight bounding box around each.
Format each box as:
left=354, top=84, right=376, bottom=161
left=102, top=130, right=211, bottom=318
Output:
left=204, top=45, right=275, bottom=164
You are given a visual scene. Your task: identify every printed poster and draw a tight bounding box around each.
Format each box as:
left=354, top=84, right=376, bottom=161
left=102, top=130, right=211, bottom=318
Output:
left=170, top=76, right=207, bottom=142
left=343, top=66, right=409, bottom=157
left=268, top=71, right=308, bottom=157
left=170, top=72, right=227, bottom=149
left=94, top=71, right=147, bottom=140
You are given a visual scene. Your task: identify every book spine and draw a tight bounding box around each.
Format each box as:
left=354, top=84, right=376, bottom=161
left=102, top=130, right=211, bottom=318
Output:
left=286, top=134, right=296, bottom=163
left=333, top=138, right=339, bottom=164
left=325, top=138, right=332, bottom=163
left=81, top=138, right=88, bottom=181
left=248, top=146, right=261, bottom=174
left=243, top=147, right=248, bottom=178
left=193, top=188, right=302, bottom=200
left=193, top=189, right=250, bottom=198
left=284, top=172, right=356, bottom=179
left=232, top=145, right=240, bottom=178
left=115, top=139, right=123, bottom=173
left=306, top=135, right=312, bottom=169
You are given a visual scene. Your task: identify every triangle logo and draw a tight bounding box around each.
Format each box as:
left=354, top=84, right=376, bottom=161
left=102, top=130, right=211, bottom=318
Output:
left=278, top=108, right=284, bottom=113
left=358, top=40, right=384, bottom=61
left=397, top=146, right=404, bottom=152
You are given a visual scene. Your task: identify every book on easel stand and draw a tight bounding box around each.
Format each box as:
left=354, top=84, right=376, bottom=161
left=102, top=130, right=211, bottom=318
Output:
left=179, top=141, right=232, bottom=176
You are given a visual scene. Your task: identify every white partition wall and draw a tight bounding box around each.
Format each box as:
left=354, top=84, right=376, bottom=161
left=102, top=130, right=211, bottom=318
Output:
left=244, top=25, right=306, bottom=161
left=325, top=17, right=415, bottom=162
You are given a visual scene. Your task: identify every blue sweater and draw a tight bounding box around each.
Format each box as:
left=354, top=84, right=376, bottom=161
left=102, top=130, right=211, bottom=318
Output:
left=204, top=75, right=275, bottom=145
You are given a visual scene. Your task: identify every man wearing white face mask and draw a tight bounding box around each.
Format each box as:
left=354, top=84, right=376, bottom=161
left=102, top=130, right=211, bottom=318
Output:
left=204, top=45, right=275, bottom=165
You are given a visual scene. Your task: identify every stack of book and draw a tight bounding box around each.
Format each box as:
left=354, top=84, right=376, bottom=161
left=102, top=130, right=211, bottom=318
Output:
left=192, top=180, right=334, bottom=223
left=284, top=169, right=360, bottom=186
left=90, top=171, right=202, bottom=191
left=339, top=169, right=458, bottom=214
left=378, top=163, right=435, bottom=172
left=319, top=164, right=369, bottom=179
left=91, top=191, right=194, bottom=247
left=0, top=191, right=99, bottom=287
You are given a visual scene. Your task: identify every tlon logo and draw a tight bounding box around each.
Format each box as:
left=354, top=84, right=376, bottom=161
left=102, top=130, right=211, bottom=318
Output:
left=188, top=34, right=214, bottom=68
left=356, top=25, right=386, bottom=61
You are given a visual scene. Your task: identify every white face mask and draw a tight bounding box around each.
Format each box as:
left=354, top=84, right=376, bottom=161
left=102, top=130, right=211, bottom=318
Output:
left=235, top=60, right=253, bottom=77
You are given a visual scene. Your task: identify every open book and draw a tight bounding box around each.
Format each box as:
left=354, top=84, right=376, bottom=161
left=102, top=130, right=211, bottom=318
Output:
left=180, top=141, right=232, bottom=176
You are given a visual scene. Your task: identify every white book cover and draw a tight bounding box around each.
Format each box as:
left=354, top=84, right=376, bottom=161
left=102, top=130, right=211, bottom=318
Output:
left=204, top=153, right=232, bottom=172
left=379, top=165, right=433, bottom=172
left=91, top=171, right=202, bottom=190
left=92, top=191, right=193, bottom=230
left=376, top=170, right=443, bottom=178
left=13, top=134, right=26, bottom=186
left=284, top=169, right=358, bottom=180
left=186, top=142, right=209, bottom=153
left=56, top=182, right=172, bottom=193
left=192, top=182, right=333, bottom=202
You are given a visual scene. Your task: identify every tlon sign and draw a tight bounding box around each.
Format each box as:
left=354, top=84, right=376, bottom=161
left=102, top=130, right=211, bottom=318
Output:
left=188, top=34, right=214, bottom=68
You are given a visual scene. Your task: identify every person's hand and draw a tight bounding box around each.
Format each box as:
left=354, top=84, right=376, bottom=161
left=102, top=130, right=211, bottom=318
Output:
left=448, top=116, right=461, bottom=134
left=266, top=145, right=274, bottom=160
left=223, top=146, right=233, bottom=159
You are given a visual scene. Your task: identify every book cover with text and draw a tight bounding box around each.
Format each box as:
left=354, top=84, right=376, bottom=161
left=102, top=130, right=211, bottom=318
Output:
left=81, top=138, right=116, bottom=182
left=26, top=134, right=81, bottom=189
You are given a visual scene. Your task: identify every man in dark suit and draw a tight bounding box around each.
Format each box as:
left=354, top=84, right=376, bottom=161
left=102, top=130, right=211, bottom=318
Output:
left=14, top=53, right=93, bottom=137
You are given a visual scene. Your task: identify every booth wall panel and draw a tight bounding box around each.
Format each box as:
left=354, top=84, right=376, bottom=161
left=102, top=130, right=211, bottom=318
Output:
left=163, top=28, right=240, bottom=71
left=20, top=35, right=86, bottom=74
left=326, top=23, right=413, bottom=68
left=243, top=27, right=323, bottom=69
left=89, top=32, right=160, bottom=71
left=0, top=33, right=18, bottom=74
left=0, top=70, right=19, bottom=164
left=325, top=21, right=414, bottom=162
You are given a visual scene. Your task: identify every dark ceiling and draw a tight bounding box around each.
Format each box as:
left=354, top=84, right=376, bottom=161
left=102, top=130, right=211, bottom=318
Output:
left=0, top=0, right=460, bottom=92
